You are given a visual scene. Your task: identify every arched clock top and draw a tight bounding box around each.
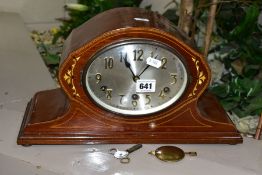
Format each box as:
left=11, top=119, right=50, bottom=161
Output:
left=60, top=7, right=198, bottom=64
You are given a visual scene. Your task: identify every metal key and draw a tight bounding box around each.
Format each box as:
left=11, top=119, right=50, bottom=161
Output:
left=109, top=144, right=142, bottom=163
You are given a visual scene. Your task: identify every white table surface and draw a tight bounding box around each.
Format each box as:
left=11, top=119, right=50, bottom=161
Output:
left=0, top=12, right=261, bottom=175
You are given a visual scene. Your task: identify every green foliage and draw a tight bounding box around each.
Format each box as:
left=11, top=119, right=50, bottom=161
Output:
left=31, top=29, right=64, bottom=82
left=39, top=43, right=61, bottom=66
left=215, top=3, right=262, bottom=66
left=209, top=2, right=262, bottom=117
left=53, top=0, right=141, bottom=42
left=229, top=4, right=259, bottom=40
left=211, top=77, right=262, bottom=118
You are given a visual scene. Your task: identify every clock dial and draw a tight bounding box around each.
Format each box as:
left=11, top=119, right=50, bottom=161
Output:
left=83, top=40, right=188, bottom=115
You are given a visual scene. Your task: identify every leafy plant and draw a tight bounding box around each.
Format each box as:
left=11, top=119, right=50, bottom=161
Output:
left=209, top=2, right=262, bottom=117
left=211, top=77, right=262, bottom=118
left=31, top=30, right=63, bottom=82
left=161, top=1, right=262, bottom=119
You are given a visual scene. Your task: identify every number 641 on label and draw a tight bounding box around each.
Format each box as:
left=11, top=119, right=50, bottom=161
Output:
left=136, top=79, right=156, bottom=92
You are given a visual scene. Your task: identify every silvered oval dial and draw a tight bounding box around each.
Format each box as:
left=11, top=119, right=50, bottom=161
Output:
left=83, top=40, right=188, bottom=115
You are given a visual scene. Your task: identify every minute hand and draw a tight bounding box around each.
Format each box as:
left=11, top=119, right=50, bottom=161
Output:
left=138, top=65, right=150, bottom=77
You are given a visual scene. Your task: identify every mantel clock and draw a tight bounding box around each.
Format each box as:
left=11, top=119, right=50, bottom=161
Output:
left=17, top=7, right=242, bottom=145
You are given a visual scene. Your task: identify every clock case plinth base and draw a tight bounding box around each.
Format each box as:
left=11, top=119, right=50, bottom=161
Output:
left=17, top=88, right=242, bottom=145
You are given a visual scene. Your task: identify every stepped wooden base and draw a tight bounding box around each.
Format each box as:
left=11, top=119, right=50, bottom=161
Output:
left=17, top=89, right=242, bottom=145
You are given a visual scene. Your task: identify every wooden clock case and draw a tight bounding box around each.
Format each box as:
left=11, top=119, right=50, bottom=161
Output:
left=17, top=7, right=242, bottom=145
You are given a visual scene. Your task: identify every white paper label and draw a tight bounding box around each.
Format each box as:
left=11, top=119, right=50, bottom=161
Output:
left=136, top=79, right=156, bottom=92
left=146, top=57, right=161, bottom=68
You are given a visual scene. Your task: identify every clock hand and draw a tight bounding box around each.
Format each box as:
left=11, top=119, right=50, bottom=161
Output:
left=138, top=65, right=150, bottom=77
left=138, top=55, right=159, bottom=77
left=123, top=57, right=139, bottom=81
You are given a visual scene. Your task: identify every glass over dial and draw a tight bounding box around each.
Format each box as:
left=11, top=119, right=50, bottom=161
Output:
left=83, top=40, right=188, bottom=115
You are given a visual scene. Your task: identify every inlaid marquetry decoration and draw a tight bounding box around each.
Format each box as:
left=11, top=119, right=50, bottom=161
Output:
left=63, top=56, right=80, bottom=97
left=188, top=57, right=207, bottom=97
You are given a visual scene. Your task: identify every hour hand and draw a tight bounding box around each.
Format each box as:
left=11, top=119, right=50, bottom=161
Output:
left=123, top=57, right=139, bottom=81
left=123, top=56, right=131, bottom=68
